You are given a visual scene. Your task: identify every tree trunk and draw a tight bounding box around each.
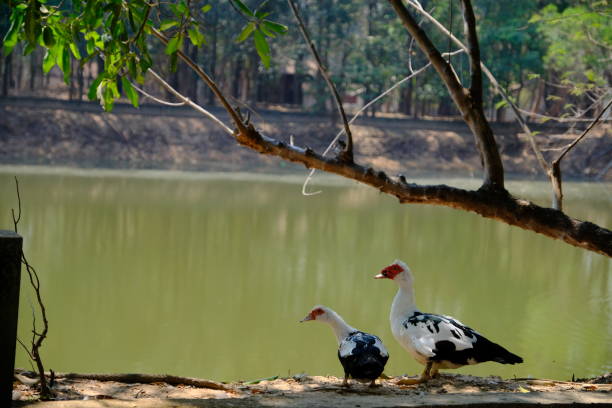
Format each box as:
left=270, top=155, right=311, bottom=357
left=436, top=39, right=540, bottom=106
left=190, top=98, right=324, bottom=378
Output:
left=0, top=231, right=22, bottom=407
left=2, top=53, right=12, bottom=97
left=207, top=7, right=218, bottom=106
left=29, top=51, right=37, bottom=92
left=188, top=44, right=198, bottom=103
left=77, top=63, right=84, bottom=101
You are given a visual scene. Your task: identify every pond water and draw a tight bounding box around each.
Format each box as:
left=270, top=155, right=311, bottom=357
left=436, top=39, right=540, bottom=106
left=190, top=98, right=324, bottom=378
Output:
left=1, top=167, right=610, bottom=382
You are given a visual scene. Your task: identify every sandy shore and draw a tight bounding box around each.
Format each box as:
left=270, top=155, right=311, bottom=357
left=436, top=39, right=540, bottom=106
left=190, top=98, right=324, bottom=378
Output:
left=13, top=372, right=611, bottom=407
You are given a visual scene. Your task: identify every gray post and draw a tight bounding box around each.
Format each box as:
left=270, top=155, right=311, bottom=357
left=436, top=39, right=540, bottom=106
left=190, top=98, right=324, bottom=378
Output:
left=0, top=230, right=22, bottom=407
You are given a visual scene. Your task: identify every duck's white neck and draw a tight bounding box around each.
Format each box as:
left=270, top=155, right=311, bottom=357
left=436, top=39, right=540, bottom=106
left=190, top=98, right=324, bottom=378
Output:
left=322, top=311, right=357, bottom=344
left=390, top=278, right=418, bottom=325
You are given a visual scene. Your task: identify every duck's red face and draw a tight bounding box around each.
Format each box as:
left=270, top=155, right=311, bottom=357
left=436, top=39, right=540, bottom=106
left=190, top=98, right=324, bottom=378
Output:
left=375, top=263, right=404, bottom=280
left=300, top=307, right=325, bottom=322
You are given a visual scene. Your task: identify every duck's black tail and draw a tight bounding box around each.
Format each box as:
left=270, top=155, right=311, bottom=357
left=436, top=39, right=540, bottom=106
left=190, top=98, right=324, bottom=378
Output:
left=488, top=341, right=523, bottom=364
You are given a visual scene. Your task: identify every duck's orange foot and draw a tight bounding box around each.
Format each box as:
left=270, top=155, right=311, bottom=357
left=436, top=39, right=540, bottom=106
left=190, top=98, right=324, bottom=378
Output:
left=396, top=377, right=428, bottom=385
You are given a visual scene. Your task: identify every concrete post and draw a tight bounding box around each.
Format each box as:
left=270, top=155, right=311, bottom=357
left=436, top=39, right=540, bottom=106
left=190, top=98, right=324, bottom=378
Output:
left=0, top=230, right=22, bottom=407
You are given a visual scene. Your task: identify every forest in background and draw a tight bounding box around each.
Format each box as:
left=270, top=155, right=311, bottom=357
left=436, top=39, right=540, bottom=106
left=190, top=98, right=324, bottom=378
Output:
left=1, top=0, right=610, bottom=122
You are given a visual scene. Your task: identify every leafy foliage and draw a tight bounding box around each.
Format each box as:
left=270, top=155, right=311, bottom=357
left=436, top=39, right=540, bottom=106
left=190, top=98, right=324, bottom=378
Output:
left=231, top=0, right=287, bottom=69
left=531, top=2, right=611, bottom=86
left=1, top=0, right=286, bottom=110
left=0, top=0, right=608, bottom=119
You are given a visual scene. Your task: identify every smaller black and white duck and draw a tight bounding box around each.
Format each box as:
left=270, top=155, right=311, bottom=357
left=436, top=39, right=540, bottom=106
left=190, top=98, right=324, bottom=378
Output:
left=376, top=260, right=523, bottom=384
left=301, top=305, right=389, bottom=387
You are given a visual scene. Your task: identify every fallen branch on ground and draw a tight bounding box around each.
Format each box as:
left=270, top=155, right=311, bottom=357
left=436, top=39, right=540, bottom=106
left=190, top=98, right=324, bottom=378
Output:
left=15, top=369, right=231, bottom=391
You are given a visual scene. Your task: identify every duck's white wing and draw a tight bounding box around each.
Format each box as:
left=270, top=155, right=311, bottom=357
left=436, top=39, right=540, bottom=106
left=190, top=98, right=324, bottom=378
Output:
left=400, top=312, right=479, bottom=356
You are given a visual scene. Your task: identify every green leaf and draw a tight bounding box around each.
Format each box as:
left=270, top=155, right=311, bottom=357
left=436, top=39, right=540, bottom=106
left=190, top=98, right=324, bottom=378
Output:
left=253, top=29, right=270, bottom=68
left=60, top=46, right=72, bottom=84
left=495, top=99, right=508, bottom=110
left=42, top=26, right=55, bottom=47
left=236, top=22, right=256, bottom=43
left=528, top=14, right=542, bottom=24
left=128, top=9, right=137, bottom=31
left=231, top=0, right=254, bottom=17
left=188, top=27, right=205, bottom=46
left=109, top=79, right=120, bottom=98
left=2, top=11, right=25, bottom=55
left=165, top=35, right=181, bottom=55
left=103, top=82, right=115, bottom=111
left=86, top=38, right=95, bottom=54
left=262, top=20, right=287, bottom=34
left=259, top=23, right=276, bottom=38
left=88, top=75, right=104, bottom=100
left=584, top=70, right=596, bottom=82
left=23, top=42, right=36, bottom=56
left=42, top=46, right=57, bottom=73
left=160, top=20, right=178, bottom=31
left=69, top=42, right=82, bottom=59
left=128, top=57, right=138, bottom=78
left=121, top=77, right=139, bottom=108
left=176, top=1, right=189, bottom=15
left=140, top=51, right=153, bottom=72
left=201, top=4, right=212, bottom=13
left=169, top=51, right=178, bottom=72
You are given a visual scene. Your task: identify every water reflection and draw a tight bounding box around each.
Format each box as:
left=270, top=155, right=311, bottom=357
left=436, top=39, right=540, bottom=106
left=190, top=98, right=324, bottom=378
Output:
left=0, top=169, right=610, bottom=381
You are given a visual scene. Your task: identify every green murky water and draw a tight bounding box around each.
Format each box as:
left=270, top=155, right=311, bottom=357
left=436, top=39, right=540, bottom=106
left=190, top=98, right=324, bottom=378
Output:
left=1, top=168, right=610, bottom=382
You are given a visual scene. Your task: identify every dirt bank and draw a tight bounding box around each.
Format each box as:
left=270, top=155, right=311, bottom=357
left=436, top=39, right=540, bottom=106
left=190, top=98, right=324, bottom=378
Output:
left=1, top=97, right=610, bottom=180
left=12, top=372, right=612, bottom=407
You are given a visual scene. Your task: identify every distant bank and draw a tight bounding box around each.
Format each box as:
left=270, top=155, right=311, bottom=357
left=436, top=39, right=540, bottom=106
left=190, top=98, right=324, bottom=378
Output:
left=1, top=97, right=609, bottom=181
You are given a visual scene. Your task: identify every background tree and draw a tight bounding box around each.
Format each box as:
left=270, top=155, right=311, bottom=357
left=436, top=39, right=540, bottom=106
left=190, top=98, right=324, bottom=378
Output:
left=1, top=0, right=610, bottom=256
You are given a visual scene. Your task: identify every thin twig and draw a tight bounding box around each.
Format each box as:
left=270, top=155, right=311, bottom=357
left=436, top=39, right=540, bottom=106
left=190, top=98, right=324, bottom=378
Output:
left=227, top=95, right=267, bottom=128
left=130, top=81, right=186, bottom=106
left=12, top=178, right=52, bottom=399
left=12, top=176, right=21, bottom=232
left=287, top=0, right=354, bottom=162
left=554, top=98, right=612, bottom=165
left=459, top=0, right=483, bottom=107
left=16, top=337, right=34, bottom=360
left=132, top=3, right=153, bottom=44
left=515, top=107, right=611, bottom=123
left=145, top=68, right=233, bottom=135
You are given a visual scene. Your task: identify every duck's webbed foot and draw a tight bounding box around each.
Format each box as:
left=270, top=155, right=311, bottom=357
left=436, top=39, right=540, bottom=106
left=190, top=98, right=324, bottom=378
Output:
left=396, top=362, right=433, bottom=385
left=368, top=379, right=380, bottom=388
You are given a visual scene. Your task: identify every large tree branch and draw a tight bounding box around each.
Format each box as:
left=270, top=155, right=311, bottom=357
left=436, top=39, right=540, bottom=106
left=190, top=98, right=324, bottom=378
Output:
left=388, top=0, right=465, bottom=110
left=388, top=0, right=504, bottom=190
left=145, top=4, right=610, bottom=257
left=401, top=1, right=568, bottom=210
left=459, top=0, right=483, bottom=108
left=235, top=126, right=612, bottom=257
